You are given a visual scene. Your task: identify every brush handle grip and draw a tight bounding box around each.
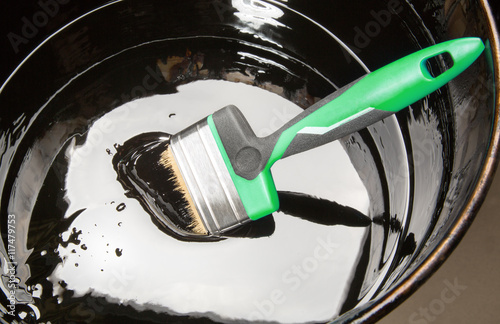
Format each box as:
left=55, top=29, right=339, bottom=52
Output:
left=213, top=37, right=485, bottom=182
left=209, top=38, right=484, bottom=221
left=267, top=37, right=485, bottom=165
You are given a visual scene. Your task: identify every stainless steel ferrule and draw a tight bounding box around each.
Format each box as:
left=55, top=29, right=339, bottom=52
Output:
left=170, top=118, right=250, bottom=236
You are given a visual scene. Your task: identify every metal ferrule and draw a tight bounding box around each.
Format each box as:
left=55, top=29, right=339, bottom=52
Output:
left=170, top=118, right=250, bottom=236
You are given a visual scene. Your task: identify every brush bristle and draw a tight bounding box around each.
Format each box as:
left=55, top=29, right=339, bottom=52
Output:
left=159, top=146, right=208, bottom=235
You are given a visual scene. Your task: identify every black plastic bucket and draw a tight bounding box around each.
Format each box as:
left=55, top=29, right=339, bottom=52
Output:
left=0, top=0, right=498, bottom=323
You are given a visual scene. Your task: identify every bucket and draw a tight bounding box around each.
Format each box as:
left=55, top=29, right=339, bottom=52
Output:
left=0, top=0, right=498, bottom=323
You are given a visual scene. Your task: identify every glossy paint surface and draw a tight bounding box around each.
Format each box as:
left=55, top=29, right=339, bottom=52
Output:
left=0, top=0, right=496, bottom=323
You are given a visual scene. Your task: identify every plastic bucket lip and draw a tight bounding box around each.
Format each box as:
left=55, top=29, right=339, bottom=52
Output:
left=341, top=0, right=500, bottom=322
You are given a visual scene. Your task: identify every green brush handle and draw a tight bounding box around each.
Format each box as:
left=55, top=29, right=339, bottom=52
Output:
left=268, top=37, right=484, bottom=165
left=209, top=37, right=485, bottom=220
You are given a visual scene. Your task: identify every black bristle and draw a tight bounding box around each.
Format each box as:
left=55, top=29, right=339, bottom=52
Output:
left=112, top=132, right=222, bottom=242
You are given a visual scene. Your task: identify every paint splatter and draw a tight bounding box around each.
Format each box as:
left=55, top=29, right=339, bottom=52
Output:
left=116, top=203, right=126, bottom=212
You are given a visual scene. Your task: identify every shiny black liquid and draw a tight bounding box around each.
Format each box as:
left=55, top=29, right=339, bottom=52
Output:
left=0, top=0, right=472, bottom=323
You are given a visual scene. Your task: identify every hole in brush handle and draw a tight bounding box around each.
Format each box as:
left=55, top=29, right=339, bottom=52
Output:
left=422, top=51, right=455, bottom=79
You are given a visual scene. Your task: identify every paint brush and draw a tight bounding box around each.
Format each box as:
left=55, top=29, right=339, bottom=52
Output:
left=115, top=38, right=485, bottom=239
